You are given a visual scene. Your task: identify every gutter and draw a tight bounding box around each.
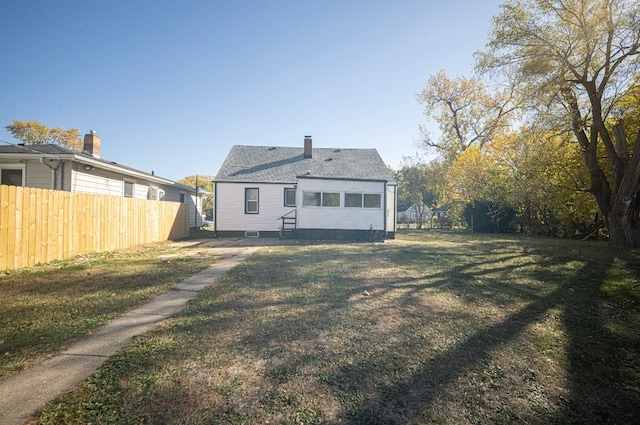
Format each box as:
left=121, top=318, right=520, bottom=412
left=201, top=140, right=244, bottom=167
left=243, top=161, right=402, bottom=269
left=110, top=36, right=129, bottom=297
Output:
left=1, top=152, right=190, bottom=191
left=39, top=157, right=63, bottom=190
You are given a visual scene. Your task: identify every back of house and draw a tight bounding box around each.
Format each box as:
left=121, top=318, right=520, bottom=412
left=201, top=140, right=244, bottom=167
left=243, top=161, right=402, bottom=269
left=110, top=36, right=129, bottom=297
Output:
left=213, top=136, right=397, bottom=240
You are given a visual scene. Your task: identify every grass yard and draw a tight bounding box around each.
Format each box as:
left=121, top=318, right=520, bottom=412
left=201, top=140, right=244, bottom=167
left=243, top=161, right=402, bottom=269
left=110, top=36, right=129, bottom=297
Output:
left=18, top=231, right=640, bottom=424
left=0, top=241, right=219, bottom=377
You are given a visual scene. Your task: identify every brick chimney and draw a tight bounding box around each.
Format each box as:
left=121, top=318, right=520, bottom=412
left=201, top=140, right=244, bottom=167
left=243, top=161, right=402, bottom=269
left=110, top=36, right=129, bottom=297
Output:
left=83, top=130, right=101, bottom=158
left=304, top=135, right=312, bottom=158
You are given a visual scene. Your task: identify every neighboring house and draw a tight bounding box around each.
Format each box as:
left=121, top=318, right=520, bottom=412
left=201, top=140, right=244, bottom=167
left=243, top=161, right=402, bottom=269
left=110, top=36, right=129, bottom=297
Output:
left=0, top=132, right=205, bottom=227
left=214, top=136, right=397, bottom=240
left=397, top=202, right=433, bottom=225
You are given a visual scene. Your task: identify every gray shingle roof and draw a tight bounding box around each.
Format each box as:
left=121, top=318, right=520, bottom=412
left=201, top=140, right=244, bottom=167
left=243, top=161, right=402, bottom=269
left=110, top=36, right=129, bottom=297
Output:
left=215, top=145, right=396, bottom=184
left=0, top=143, right=186, bottom=187
left=0, top=144, right=75, bottom=155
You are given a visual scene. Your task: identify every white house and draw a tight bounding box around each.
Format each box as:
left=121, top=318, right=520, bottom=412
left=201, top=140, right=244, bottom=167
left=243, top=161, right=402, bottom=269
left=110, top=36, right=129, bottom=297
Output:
left=0, top=132, right=205, bottom=227
left=397, top=202, right=433, bottom=226
left=213, top=136, right=397, bottom=240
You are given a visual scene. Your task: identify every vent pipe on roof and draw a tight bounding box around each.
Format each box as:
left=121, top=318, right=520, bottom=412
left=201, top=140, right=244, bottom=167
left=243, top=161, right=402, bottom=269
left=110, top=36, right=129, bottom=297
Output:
left=304, top=135, right=312, bottom=158
left=83, top=131, right=101, bottom=158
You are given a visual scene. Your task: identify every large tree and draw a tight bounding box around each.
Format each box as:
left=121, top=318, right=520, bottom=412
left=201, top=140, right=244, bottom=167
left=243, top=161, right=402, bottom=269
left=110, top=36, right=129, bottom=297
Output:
left=477, top=0, right=640, bottom=246
left=5, top=119, right=82, bottom=150
left=416, top=70, right=516, bottom=163
left=178, top=175, right=214, bottom=220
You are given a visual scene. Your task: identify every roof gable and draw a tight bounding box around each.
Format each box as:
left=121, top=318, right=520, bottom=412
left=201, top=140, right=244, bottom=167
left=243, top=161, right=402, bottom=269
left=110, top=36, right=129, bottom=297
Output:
left=215, top=145, right=396, bottom=183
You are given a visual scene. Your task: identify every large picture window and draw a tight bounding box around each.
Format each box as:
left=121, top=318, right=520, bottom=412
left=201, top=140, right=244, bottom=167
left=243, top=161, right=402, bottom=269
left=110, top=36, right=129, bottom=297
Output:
left=245, top=188, right=259, bottom=213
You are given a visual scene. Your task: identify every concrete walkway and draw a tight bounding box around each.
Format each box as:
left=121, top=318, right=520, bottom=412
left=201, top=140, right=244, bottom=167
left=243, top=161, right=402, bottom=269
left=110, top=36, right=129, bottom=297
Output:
left=0, top=245, right=262, bottom=425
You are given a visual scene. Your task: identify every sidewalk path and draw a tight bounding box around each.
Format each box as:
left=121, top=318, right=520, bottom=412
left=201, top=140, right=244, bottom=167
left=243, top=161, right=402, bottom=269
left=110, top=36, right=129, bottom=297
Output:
left=0, top=245, right=262, bottom=425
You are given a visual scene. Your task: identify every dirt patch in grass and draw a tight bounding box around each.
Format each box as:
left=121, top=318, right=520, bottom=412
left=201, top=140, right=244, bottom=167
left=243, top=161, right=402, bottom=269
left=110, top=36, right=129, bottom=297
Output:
left=31, top=231, right=640, bottom=424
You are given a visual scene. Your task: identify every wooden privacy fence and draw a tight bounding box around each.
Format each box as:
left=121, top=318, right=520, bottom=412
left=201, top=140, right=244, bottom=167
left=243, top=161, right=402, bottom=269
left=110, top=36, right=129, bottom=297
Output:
left=0, top=185, right=190, bottom=272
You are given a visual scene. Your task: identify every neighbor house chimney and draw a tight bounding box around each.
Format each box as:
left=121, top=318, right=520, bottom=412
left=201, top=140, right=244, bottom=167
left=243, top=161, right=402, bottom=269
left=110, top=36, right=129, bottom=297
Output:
left=304, top=135, right=312, bottom=158
left=83, top=130, right=101, bottom=158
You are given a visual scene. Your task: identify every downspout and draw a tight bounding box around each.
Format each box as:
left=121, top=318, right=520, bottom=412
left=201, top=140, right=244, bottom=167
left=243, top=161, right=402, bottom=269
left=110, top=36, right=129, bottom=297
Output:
left=40, top=157, right=62, bottom=190
left=59, top=161, right=64, bottom=190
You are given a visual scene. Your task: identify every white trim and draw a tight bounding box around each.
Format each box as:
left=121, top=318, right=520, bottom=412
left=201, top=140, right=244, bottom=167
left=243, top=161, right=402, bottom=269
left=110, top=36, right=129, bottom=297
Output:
left=0, top=164, right=26, bottom=186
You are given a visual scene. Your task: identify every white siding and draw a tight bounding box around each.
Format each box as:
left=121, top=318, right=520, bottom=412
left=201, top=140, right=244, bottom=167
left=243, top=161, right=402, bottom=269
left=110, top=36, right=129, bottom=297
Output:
left=0, top=159, right=56, bottom=189
left=71, top=167, right=124, bottom=196
left=25, top=162, right=53, bottom=188
left=297, top=179, right=387, bottom=231
left=215, top=182, right=295, bottom=232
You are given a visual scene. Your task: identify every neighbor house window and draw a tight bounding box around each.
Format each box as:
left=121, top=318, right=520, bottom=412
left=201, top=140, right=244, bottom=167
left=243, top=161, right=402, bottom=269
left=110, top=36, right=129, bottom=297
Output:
left=124, top=180, right=134, bottom=198
left=284, top=188, right=296, bottom=207
left=302, top=191, right=340, bottom=207
left=344, top=193, right=382, bottom=208
left=180, top=192, right=186, bottom=203
left=245, top=188, right=259, bottom=213
left=158, top=189, right=165, bottom=201
left=0, top=167, right=24, bottom=187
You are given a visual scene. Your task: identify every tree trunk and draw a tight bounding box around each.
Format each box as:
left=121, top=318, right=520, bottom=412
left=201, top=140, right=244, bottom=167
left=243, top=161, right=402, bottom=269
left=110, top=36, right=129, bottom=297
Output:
left=605, top=122, right=640, bottom=247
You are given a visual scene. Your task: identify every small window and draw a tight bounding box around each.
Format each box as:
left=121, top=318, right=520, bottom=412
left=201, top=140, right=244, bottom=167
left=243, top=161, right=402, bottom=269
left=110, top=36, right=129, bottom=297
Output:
left=303, top=191, right=321, bottom=207
left=345, top=193, right=362, bottom=208
left=364, top=193, right=382, bottom=208
left=124, top=181, right=134, bottom=198
left=158, top=189, right=165, bottom=201
left=322, top=192, right=340, bottom=207
left=0, top=168, right=24, bottom=186
left=180, top=192, right=186, bottom=203
left=284, top=188, right=296, bottom=207
left=245, top=188, right=259, bottom=213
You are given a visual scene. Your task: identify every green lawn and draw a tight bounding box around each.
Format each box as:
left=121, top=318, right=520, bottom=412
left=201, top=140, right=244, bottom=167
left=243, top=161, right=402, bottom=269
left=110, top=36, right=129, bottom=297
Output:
left=15, top=231, right=640, bottom=424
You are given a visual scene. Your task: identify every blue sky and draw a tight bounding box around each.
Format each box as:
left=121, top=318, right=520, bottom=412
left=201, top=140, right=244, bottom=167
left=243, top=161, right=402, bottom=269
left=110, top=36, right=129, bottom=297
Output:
left=0, top=1, right=504, bottom=182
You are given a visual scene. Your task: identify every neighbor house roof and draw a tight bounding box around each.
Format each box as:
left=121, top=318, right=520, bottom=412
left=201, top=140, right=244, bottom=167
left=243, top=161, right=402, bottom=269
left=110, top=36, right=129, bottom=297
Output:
left=215, top=145, right=396, bottom=184
left=0, top=143, right=195, bottom=191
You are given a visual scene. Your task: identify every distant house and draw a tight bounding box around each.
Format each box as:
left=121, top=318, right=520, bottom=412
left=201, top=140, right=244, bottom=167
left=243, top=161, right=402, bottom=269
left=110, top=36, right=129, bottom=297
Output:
left=0, top=132, right=205, bottom=227
left=397, top=202, right=433, bottom=225
left=213, top=136, right=397, bottom=240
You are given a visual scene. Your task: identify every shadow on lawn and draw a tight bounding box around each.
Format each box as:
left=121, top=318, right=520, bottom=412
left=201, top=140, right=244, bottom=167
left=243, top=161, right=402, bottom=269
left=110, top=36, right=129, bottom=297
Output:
left=113, top=241, right=638, bottom=425
left=329, top=250, right=639, bottom=424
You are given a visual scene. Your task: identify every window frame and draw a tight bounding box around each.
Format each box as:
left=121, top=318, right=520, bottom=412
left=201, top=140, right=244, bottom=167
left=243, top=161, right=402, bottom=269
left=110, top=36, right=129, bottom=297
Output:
left=284, top=187, right=296, bottom=207
left=321, top=192, right=340, bottom=207
left=245, top=187, right=259, bottom=214
left=0, top=165, right=25, bottom=187
left=302, top=191, right=321, bottom=207
left=344, top=192, right=382, bottom=209
left=344, top=192, right=363, bottom=208
left=364, top=193, right=382, bottom=209
left=302, top=191, right=341, bottom=208
left=123, top=180, right=135, bottom=198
